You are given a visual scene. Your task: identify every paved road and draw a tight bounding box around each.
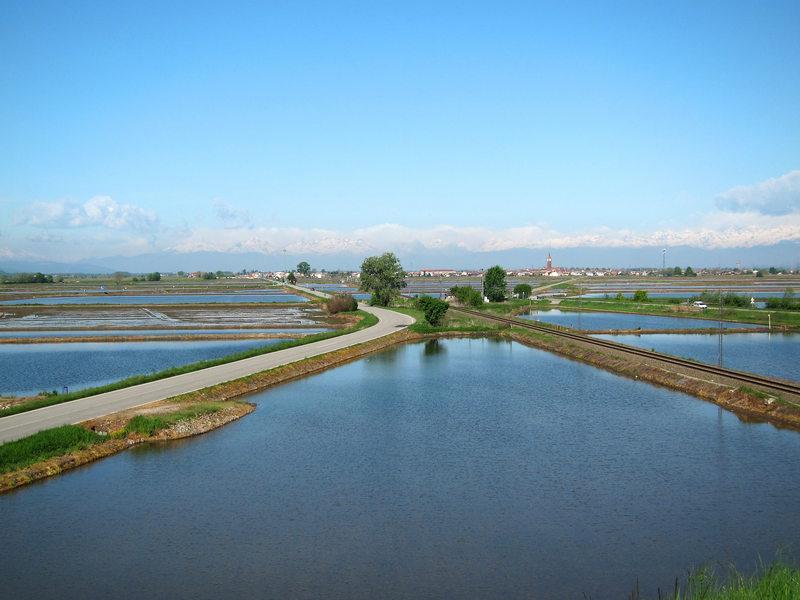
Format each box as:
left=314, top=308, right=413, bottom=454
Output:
left=0, top=289, right=414, bottom=443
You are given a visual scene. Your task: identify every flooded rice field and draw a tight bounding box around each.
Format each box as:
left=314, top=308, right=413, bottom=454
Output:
left=522, top=309, right=754, bottom=331
left=2, top=338, right=799, bottom=599
left=0, top=327, right=329, bottom=338
left=306, top=283, right=371, bottom=300
left=581, top=291, right=780, bottom=301
left=0, top=339, right=287, bottom=397
left=594, top=332, right=800, bottom=382
left=0, top=305, right=329, bottom=329
left=0, top=293, right=308, bottom=305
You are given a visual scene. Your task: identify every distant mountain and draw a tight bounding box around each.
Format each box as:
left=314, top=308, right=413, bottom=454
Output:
left=1, top=242, right=798, bottom=274
left=0, top=259, right=117, bottom=274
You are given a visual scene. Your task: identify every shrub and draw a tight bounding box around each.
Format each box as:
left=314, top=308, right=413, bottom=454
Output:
left=327, top=293, right=358, bottom=314
left=632, top=290, right=649, bottom=302
left=697, top=291, right=751, bottom=308
left=416, top=296, right=449, bottom=326
left=449, top=286, right=484, bottom=307
left=513, top=283, right=532, bottom=298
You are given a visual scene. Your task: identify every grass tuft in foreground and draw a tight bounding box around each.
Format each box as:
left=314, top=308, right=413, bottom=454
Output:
left=0, top=425, right=104, bottom=474
left=633, top=562, right=800, bottom=600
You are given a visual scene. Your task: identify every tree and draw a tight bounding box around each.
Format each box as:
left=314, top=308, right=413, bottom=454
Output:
left=359, top=252, right=406, bottom=306
left=483, top=266, right=506, bottom=302
left=202, top=271, right=216, bottom=280
left=416, top=297, right=449, bottom=326
left=684, top=266, right=696, bottom=277
left=146, top=272, right=161, bottom=281
left=513, top=283, right=532, bottom=299
left=297, top=261, right=311, bottom=276
left=287, top=271, right=297, bottom=284
left=633, top=290, right=649, bottom=302
left=769, top=266, right=778, bottom=274
left=615, top=292, right=625, bottom=301
left=756, top=270, right=764, bottom=278
left=673, top=266, right=683, bottom=276
left=112, top=271, right=128, bottom=285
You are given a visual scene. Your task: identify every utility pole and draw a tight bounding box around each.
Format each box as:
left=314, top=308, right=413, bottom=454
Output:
left=662, top=248, right=666, bottom=273
left=718, top=289, right=724, bottom=367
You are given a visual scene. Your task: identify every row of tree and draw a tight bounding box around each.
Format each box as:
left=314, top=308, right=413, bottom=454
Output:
left=0, top=272, right=54, bottom=284
left=662, top=267, right=697, bottom=277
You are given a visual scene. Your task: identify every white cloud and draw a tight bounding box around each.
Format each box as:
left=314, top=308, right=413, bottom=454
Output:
left=0, top=246, right=36, bottom=259
left=716, top=170, right=800, bottom=215
left=14, top=196, right=158, bottom=231
left=212, top=199, right=252, bottom=229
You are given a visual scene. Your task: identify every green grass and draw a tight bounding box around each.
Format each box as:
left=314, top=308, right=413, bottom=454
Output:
left=473, top=298, right=552, bottom=315
left=390, top=305, right=503, bottom=334
left=0, top=425, right=104, bottom=474
left=0, top=310, right=378, bottom=418
left=738, top=386, right=774, bottom=400
left=121, top=403, right=222, bottom=436
left=635, top=562, right=800, bottom=599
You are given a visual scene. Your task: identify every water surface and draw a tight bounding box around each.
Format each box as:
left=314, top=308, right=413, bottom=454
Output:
left=0, top=294, right=307, bottom=305
left=595, top=332, right=800, bottom=382
left=0, top=339, right=286, bottom=396
left=522, top=309, right=753, bottom=330
left=0, top=328, right=327, bottom=338
left=2, top=338, right=799, bottom=599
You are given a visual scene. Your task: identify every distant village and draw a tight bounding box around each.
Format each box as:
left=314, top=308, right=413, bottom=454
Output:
left=213, top=252, right=788, bottom=282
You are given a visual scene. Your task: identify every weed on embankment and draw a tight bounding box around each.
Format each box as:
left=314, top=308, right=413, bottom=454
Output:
left=0, top=425, right=104, bottom=473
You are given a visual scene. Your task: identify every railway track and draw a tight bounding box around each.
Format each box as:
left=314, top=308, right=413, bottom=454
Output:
left=453, top=307, right=800, bottom=397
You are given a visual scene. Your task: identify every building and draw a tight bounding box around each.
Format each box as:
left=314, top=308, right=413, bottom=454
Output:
left=542, top=253, right=564, bottom=276
left=417, top=268, right=457, bottom=277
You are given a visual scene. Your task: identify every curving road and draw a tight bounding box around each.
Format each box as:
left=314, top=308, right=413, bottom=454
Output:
left=0, top=288, right=414, bottom=443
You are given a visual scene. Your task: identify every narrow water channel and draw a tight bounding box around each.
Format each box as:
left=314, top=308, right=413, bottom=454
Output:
left=2, top=338, right=799, bottom=599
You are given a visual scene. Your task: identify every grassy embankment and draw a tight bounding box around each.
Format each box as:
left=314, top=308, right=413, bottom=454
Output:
left=0, top=425, right=105, bottom=474
left=390, top=306, right=501, bottom=334
left=0, top=403, right=225, bottom=474
left=455, top=293, right=799, bottom=329
left=0, top=310, right=378, bottom=418
left=559, top=298, right=800, bottom=329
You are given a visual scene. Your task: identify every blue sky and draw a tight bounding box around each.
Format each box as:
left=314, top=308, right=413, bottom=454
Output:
left=1, top=1, right=799, bottom=267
